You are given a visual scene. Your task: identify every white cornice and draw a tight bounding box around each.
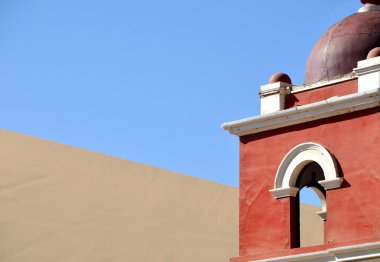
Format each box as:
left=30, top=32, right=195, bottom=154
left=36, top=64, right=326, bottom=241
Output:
left=221, top=88, right=380, bottom=137
left=252, top=241, right=380, bottom=262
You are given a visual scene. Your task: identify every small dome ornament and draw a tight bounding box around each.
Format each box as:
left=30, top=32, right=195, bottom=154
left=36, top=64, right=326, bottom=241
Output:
left=367, top=47, right=380, bottom=59
left=269, top=73, right=292, bottom=85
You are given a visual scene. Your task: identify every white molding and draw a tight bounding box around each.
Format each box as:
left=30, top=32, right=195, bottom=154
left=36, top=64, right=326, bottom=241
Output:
left=318, top=178, right=344, bottom=190
left=260, top=82, right=291, bottom=115
left=333, top=241, right=380, bottom=262
left=357, top=56, right=380, bottom=70
left=221, top=89, right=380, bottom=137
left=354, top=57, right=380, bottom=92
left=358, top=5, right=380, bottom=13
left=253, top=250, right=331, bottom=262
left=275, top=143, right=338, bottom=189
left=249, top=241, right=380, bottom=262
left=269, top=187, right=299, bottom=199
left=316, top=210, right=327, bottom=221
left=260, top=82, right=291, bottom=97
left=270, top=143, right=341, bottom=199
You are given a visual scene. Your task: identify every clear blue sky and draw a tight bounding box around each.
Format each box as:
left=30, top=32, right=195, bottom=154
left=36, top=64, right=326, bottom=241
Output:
left=0, top=1, right=363, bottom=205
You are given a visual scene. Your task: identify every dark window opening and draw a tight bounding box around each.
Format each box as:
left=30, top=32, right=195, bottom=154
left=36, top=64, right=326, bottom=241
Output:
left=291, top=162, right=326, bottom=248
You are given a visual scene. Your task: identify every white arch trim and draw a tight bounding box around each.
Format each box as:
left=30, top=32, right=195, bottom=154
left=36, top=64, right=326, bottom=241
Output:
left=269, top=142, right=343, bottom=199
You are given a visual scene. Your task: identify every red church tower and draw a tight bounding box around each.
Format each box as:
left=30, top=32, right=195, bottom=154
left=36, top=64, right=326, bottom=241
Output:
left=223, top=1, right=380, bottom=261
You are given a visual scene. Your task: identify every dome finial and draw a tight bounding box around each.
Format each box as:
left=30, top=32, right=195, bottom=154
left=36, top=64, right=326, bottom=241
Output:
left=367, top=47, right=380, bottom=59
left=269, top=73, right=292, bottom=85
left=359, top=0, right=380, bottom=12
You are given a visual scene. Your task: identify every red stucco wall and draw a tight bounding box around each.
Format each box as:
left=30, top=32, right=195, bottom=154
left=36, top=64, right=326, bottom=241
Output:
left=236, top=106, right=379, bottom=260
left=286, top=79, right=358, bottom=108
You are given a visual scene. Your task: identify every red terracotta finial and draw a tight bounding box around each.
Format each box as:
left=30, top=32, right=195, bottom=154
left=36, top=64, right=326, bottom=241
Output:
left=361, top=0, right=380, bottom=6
left=367, top=47, right=380, bottom=59
left=269, top=73, right=292, bottom=84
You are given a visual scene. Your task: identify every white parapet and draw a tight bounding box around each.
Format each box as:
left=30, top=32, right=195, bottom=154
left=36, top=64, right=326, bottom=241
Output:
left=354, top=56, right=380, bottom=92
left=259, top=82, right=292, bottom=115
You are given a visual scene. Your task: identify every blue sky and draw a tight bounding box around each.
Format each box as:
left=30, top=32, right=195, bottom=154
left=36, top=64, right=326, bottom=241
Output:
left=0, top=1, right=363, bottom=205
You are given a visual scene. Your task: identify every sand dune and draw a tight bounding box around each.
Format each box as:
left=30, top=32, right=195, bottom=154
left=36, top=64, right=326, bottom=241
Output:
left=0, top=130, right=238, bottom=262
left=0, top=130, right=322, bottom=261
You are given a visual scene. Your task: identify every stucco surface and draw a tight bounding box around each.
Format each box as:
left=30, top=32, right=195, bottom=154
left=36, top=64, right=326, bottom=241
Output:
left=0, top=130, right=238, bottom=262
left=238, top=107, right=380, bottom=258
left=286, top=79, right=358, bottom=109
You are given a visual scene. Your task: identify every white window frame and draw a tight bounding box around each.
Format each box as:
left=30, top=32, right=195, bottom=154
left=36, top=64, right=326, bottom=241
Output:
left=269, top=142, right=343, bottom=199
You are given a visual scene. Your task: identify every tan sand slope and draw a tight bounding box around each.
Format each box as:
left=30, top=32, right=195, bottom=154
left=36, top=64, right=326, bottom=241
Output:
left=0, top=130, right=323, bottom=261
left=0, top=130, right=238, bottom=262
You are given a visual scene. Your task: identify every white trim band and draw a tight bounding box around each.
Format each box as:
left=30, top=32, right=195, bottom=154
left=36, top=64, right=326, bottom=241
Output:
left=221, top=89, right=380, bottom=137
left=358, top=5, right=380, bottom=13
left=251, top=241, right=380, bottom=262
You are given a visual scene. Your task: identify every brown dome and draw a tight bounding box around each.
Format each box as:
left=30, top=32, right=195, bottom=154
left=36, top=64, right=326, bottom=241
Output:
left=305, top=11, right=380, bottom=84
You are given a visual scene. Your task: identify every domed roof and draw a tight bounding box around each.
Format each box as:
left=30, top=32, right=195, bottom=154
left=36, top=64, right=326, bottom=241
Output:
left=305, top=10, right=380, bottom=84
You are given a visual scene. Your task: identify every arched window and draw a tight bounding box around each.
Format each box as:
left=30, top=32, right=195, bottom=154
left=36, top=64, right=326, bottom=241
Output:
left=296, top=162, right=326, bottom=247
left=297, top=162, right=326, bottom=220
left=299, top=187, right=325, bottom=247
left=270, top=142, right=343, bottom=199
left=269, top=143, right=343, bottom=248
